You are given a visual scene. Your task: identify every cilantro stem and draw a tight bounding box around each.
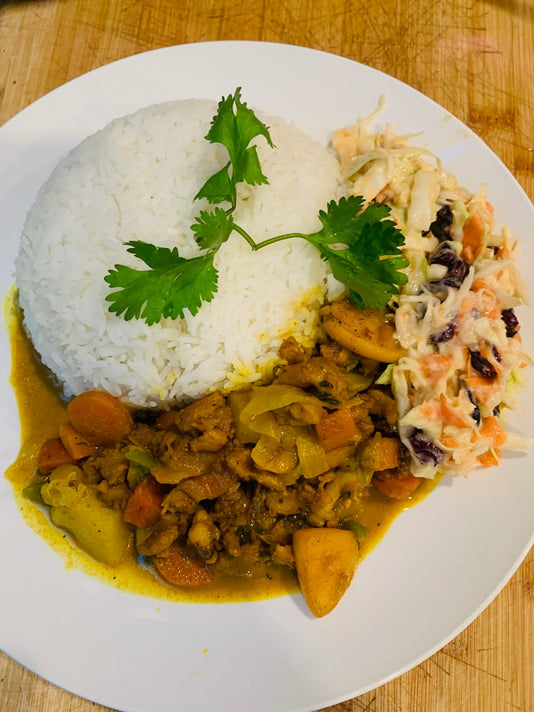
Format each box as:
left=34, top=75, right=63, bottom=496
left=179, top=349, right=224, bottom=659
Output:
left=250, top=232, right=309, bottom=250
left=229, top=224, right=311, bottom=251
left=105, top=89, right=408, bottom=324
left=229, top=222, right=258, bottom=249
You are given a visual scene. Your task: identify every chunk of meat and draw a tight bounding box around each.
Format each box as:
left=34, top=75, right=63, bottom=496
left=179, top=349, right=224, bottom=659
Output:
left=276, top=356, right=348, bottom=401
left=226, top=448, right=286, bottom=491
left=278, top=336, right=306, bottom=364
left=319, top=340, right=353, bottom=366
left=152, top=440, right=220, bottom=484
left=320, top=300, right=405, bottom=363
left=187, top=509, right=220, bottom=561
left=161, top=487, right=197, bottom=515
left=136, top=513, right=186, bottom=556
left=157, top=391, right=235, bottom=452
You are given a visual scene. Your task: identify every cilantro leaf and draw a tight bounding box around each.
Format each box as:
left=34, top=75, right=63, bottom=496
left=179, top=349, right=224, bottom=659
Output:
left=195, top=87, right=273, bottom=206
left=105, top=89, right=409, bottom=325
left=105, top=241, right=218, bottom=325
left=191, top=207, right=234, bottom=251
left=305, top=196, right=408, bottom=310
left=195, top=164, right=234, bottom=205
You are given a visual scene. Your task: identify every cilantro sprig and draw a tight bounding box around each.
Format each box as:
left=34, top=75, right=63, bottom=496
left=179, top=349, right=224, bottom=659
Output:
left=105, top=88, right=408, bottom=325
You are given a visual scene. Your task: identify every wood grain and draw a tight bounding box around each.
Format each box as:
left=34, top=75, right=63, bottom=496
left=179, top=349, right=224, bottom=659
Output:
left=1, top=1, right=533, bottom=711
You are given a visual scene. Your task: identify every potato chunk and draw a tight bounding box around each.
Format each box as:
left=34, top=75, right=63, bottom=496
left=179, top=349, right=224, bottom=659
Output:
left=320, top=300, right=405, bottom=363
left=293, top=527, right=359, bottom=617
left=41, top=477, right=132, bottom=566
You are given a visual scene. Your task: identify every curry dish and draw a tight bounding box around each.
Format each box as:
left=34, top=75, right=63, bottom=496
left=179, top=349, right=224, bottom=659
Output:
left=7, top=294, right=435, bottom=617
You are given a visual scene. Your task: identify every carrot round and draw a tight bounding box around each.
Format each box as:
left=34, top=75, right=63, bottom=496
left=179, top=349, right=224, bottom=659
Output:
left=123, top=475, right=165, bottom=529
left=37, top=437, right=76, bottom=472
left=59, top=423, right=98, bottom=460
left=155, top=543, right=214, bottom=587
left=372, top=470, right=423, bottom=499
left=67, top=390, right=134, bottom=445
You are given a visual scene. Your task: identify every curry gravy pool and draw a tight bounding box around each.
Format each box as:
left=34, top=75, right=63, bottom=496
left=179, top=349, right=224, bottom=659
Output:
left=4, top=289, right=437, bottom=607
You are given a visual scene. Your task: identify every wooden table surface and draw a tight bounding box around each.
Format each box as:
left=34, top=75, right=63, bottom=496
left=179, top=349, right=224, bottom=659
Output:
left=1, top=1, right=533, bottom=711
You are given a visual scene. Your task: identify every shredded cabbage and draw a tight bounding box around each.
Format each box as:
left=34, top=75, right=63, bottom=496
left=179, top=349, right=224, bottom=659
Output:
left=334, top=103, right=532, bottom=477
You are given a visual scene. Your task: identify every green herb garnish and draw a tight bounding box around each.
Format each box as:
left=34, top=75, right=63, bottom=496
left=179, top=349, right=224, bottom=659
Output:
left=105, top=88, right=408, bottom=325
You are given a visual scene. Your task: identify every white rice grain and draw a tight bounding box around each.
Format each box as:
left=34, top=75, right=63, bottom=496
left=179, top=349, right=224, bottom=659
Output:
left=15, top=98, right=344, bottom=407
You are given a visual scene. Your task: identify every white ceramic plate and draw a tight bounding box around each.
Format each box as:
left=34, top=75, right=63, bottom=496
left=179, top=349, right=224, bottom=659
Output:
left=1, top=41, right=533, bottom=712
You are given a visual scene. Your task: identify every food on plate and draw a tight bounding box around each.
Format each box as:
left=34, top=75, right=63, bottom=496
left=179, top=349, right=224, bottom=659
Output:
left=15, top=91, right=346, bottom=408
left=7, top=90, right=531, bottom=618
left=333, top=107, right=531, bottom=477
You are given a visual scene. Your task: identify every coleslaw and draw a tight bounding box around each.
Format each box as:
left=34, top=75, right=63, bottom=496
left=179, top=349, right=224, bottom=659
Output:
left=333, top=104, right=533, bottom=478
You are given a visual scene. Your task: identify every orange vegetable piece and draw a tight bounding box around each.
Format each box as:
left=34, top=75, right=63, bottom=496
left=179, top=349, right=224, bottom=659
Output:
left=359, top=433, right=400, bottom=472
left=155, top=543, right=214, bottom=587
left=293, top=527, right=359, bottom=617
left=479, top=415, right=507, bottom=448
left=178, top=469, right=238, bottom=502
left=123, top=475, right=165, bottom=529
left=315, top=407, right=360, bottom=452
left=59, top=424, right=97, bottom=460
left=419, top=354, right=451, bottom=383
left=37, top=437, right=76, bottom=472
left=477, top=448, right=501, bottom=468
left=462, top=212, right=486, bottom=263
left=67, top=390, right=134, bottom=445
left=372, top=471, right=423, bottom=499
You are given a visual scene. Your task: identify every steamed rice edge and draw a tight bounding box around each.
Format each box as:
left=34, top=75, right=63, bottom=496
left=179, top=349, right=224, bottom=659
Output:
left=14, top=98, right=346, bottom=408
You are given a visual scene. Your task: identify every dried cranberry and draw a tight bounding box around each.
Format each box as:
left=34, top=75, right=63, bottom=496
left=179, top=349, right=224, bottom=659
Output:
left=469, top=350, right=497, bottom=379
left=427, top=204, right=453, bottom=242
left=408, top=429, right=444, bottom=466
left=430, top=322, right=457, bottom=344
left=501, top=308, right=519, bottom=337
left=428, top=243, right=470, bottom=292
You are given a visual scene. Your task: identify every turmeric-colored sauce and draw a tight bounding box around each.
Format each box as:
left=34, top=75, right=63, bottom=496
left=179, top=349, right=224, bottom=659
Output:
left=4, top=288, right=437, bottom=606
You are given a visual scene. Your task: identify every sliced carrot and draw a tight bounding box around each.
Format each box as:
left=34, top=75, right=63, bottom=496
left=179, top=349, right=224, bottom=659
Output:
left=464, top=376, right=500, bottom=407
left=462, top=212, right=486, bottom=263
left=440, top=435, right=459, bottom=449
left=419, top=354, right=451, bottom=383
left=123, top=475, right=165, bottom=529
left=477, top=448, right=501, bottom=468
left=372, top=471, right=423, bottom=499
left=479, top=416, right=507, bottom=448
left=59, top=423, right=98, bottom=460
left=37, top=437, right=76, bottom=472
left=315, top=407, right=360, bottom=452
left=155, top=543, right=214, bottom=587
left=67, top=390, right=134, bottom=446
left=178, top=469, right=238, bottom=502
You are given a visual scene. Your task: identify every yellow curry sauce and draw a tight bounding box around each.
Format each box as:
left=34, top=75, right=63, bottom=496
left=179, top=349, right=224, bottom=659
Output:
left=4, top=289, right=437, bottom=606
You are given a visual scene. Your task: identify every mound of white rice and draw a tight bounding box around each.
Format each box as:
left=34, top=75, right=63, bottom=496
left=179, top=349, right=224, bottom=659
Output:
left=15, top=98, right=344, bottom=407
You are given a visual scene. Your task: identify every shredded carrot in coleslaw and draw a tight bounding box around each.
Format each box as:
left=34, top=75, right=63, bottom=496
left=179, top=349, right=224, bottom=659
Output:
left=334, top=102, right=533, bottom=478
